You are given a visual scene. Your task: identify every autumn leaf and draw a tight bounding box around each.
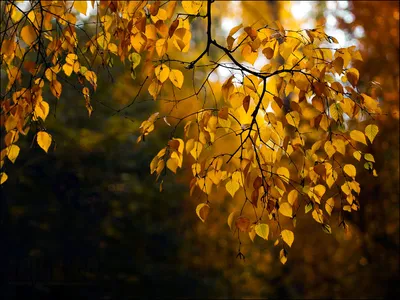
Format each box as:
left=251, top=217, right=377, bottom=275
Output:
left=37, top=131, right=52, bottom=153
left=196, top=203, right=210, bottom=223
left=344, top=164, right=357, bottom=178
left=279, top=203, right=293, bottom=218
left=21, top=25, right=37, bottom=46
left=235, top=216, right=250, bottom=232
left=365, top=124, right=379, bottom=143
left=155, top=64, right=170, bottom=83
left=350, top=130, right=367, bottom=145
left=74, top=0, right=88, bottom=15
left=255, top=223, right=269, bottom=240
left=281, top=229, right=294, bottom=247
left=169, top=69, right=184, bottom=89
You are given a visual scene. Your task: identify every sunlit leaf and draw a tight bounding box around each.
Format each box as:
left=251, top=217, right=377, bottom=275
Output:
left=365, top=124, right=379, bottom=143
left=350, top=130, right=367, bottom=145
left=37, top=131, right=52, bottom=153
left=255, top=223, right=269, bottom=240
left=169, top=69, right=184, bottom=89
left=344, top=164, right=356, bottom=178
left=281, top=229, right=294, bottom=247
left=279, top=202, right=292, bottom=218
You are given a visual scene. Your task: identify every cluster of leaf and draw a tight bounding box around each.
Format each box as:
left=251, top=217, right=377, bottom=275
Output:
left=0, top=0, right=381, bottom=263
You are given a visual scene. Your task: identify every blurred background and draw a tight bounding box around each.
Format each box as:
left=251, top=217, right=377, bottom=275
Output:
left=1, top=1, right=398, bottom=298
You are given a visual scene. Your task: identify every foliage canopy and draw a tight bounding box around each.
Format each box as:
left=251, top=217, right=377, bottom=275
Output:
left=0, top=0, right=382, bottom=263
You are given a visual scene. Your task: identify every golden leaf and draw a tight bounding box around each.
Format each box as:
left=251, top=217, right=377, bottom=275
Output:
left=276, top=167, right=290, bottom=184
left=0, top=173, right=8, bottom=185
left=154, top=64, right=170, bottom=83
left=155, top=38, right=168, bottom=57
left=286, top=111, right=300, bottom=127
left=226, top=180, right=240, bottom=198
left=37, top=131, right=52, bottom=153
left=279, top=203, right=292, bottom=218
left=21, top=25, right=37, bottom=46
left=353, top=151, right=362, bottom=161
left=281, top=229, right=294, bottom=247
left=74, top=0, right=88, bottom=15
left=7, top=145, right=20, bottom=163
left=344, top=164, right=356, bottom=178
left=182, top=1, right=202, bottom=14
left=350, top=130, right=367, bottom=145
left=365, top=124, right=379, bottom=143
left=169, top=69, right=184, bottom=89
left=255, top=223, right=269, bottom=240
left=325, top=198, right=334, bottom=216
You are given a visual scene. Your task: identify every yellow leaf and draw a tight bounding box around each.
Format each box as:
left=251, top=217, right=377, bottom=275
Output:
left=312, top=208, right=324, bottom=223
left=288, top=190, right=298, bottom=206
left=241, top=44, right=257, bottom=65
left=131, top=32, right=147, bottom=53
left=279, top=202, right=292, bottom=218
left=21, top=25, right=37, bottom=46
left=279, top=249, right=287, bottom=265
left=0, top=173, right=8, bottom=185
left=329, top=103, right=340, bottom=121
left=324, top=141, right=336, bottom=158
left=365, top=124, right=379, bottom=143
left=344, top=164, right=356, bottom=178
left=190, top=141, right=202, bottom=160
left=155, top=38, right=168, bottom=57
left=353, top=150, right=362, bottom=161
left=154, top=64, right=170, bottom=83
left=169, top=69, right=184, bottom=89
left=255, top=223, right=269, bottom=240
left=227, top=211, right=239, bottom=230
left=37, top=131, right=52, bottom=153
left=281, top=229, right=294, bottom=247
left=364, top=153, right=375, bottom=162
left=312, top=184, right=326, bottom=203
left=325, top=198, right=334, bottom=216
left=182, top=1, right=202, bottom=14
left=196, top=203, right=210, bottom=223
left=226, top=180, right=239, bottom=198
left=63, top=63, right=73, bottom=76
left=350, top=130, right=367, bottom=145
left=276, top=167, right=290, bottom=184
left=74, top=0, right=88, bottom=15
left=166, top=157, right=179, bottom=173
left=341, top=183, right=351, bottom=195
left=286, top=111, right=300, bottom=127
left=7, top=145, right=20, bottom=163
left=332, top=138, right=346, bottom=155
left=84, top=71, right=97, bottom=90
